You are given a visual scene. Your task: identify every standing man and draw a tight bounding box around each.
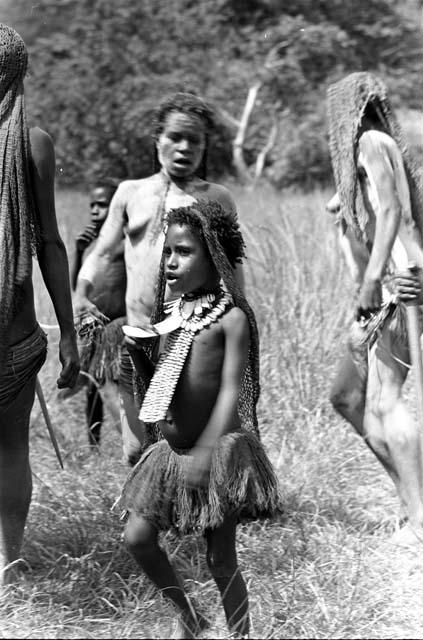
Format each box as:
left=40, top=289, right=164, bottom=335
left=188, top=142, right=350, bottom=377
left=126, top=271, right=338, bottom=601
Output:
left=327, top=72, right=423, bottom=544
left=70, top=179, right=126, bottom=449
left=74, top=92, right=243, bottom=466
left=0, top=24, right=79, bottom=583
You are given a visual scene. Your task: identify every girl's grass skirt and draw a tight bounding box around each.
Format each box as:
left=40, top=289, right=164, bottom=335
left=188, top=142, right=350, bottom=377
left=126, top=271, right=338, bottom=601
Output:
left=115, top=429, right=282, bottom=534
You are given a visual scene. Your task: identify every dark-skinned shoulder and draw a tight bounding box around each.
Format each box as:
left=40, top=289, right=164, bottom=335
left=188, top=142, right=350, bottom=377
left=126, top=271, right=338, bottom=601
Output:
left=29, top=126, right=55, bottom=180
left=221, top=305, right=249, bottom=339
left=28, top=127, right=61, bottom=243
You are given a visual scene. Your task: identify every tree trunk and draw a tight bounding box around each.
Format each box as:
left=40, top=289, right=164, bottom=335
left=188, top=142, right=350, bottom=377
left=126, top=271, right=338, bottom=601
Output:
left=254, top=118, right=279, bottom=181
left=232, top=82, right=262, bottom=183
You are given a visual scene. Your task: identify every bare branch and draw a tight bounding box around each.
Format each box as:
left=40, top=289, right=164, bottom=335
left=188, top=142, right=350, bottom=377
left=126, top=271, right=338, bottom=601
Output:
left=217, top=107, right=241, bottom=129
left=254, top=119, right=280, bottom=180
left=254, top=108, right=289, bottom=181
left=264, top=38, right=295, bottom=70
left=232, top=81, right=262, bottom=182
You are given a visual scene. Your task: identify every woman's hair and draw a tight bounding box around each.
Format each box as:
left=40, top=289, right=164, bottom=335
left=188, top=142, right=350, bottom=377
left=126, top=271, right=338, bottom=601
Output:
left=166, top=200, right=246, bottom=268
left=152, top=92, right=215, bottom=137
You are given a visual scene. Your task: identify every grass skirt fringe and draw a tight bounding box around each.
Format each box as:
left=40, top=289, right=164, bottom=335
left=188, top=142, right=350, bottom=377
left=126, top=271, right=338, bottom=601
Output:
left=78, top=316, right=126, bottom=385
left=115, top=429, right=282, bottom=534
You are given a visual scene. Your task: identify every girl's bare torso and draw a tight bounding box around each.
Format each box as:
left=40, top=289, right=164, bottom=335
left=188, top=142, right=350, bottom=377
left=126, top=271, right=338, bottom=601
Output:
left=158, top=317, right=241, bottom=449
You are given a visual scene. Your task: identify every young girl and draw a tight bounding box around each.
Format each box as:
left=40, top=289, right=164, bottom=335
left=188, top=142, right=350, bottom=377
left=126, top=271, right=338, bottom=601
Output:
left=116, top=201, right=280, bottom=638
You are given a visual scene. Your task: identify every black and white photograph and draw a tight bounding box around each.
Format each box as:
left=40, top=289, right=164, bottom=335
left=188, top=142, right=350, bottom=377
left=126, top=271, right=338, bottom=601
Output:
left=1, top=1, right=423, bottom=638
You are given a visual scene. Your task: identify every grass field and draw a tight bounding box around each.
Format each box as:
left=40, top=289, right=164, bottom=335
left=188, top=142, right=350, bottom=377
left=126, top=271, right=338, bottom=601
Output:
left=1, top=183, right=423, bottom=639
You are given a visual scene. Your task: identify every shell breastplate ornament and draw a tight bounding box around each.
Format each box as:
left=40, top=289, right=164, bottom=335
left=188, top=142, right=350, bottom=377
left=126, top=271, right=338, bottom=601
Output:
left=123, top=287, right=233, bottom=423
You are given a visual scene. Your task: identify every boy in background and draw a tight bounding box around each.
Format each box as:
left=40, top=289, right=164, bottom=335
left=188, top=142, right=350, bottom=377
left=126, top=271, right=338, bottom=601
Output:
left=71, top=180, right=126, bottom=447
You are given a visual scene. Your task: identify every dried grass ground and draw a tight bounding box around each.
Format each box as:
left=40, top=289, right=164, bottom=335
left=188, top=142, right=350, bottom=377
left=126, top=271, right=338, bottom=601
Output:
left=1, top=184, right=423, bottom=639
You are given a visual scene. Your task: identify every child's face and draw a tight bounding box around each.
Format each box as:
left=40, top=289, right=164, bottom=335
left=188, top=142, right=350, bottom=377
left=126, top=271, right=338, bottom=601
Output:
left=90, top=187, right=111, bottom=224
left=163, top=223, right=219, bottom=296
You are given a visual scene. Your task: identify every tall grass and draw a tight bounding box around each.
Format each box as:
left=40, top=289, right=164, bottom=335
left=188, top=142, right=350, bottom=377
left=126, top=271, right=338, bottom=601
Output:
left=1, top=184, right=422, bottom=639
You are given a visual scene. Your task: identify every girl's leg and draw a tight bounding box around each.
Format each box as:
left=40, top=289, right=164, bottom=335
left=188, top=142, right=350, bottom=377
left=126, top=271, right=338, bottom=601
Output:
left=124, top=513, right=205, bottom=638
left=205, top=514, right=249, bottom=638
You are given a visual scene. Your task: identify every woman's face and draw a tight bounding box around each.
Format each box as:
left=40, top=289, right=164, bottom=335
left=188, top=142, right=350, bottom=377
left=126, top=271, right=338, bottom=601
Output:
left=156, top=111, right=206, bottom=179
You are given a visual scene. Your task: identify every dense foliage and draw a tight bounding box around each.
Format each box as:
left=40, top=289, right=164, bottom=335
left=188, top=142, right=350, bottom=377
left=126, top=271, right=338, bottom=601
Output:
left=3, top=0, right=423, bottom=187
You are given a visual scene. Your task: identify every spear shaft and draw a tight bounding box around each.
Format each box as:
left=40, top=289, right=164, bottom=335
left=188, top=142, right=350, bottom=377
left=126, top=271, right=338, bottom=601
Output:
left=35, top=377, right=64, bottom=469
left=406, top=302, right=423, bottom=425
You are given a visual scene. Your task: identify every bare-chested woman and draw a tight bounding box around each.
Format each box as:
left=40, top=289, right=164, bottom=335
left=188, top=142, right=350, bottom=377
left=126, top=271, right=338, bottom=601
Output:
left=74, top=92, right=243, bottom=465
left=115, top=202, right=280, bottom=639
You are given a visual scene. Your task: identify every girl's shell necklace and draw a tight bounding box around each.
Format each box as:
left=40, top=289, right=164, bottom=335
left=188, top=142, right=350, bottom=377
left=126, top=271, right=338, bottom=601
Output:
left=132, top=287, right=233, bottom=423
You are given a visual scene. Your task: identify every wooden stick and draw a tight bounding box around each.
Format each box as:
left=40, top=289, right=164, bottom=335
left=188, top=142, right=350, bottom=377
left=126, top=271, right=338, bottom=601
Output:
left=404, top=263, right=423, bottom=426
left=35, top=377, right=64, bottom=469
left=406, top=303, right=423, bottom=424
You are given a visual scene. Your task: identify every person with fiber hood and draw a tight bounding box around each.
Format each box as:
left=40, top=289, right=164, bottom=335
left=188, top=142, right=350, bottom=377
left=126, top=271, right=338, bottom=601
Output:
left=327, top=72, right=423, bottom=546
left=0, top=24, right=79, bottom=584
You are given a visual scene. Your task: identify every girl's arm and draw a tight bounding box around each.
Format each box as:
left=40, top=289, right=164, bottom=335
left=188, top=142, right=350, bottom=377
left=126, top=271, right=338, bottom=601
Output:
left=188, top=306, right=250, bottom=485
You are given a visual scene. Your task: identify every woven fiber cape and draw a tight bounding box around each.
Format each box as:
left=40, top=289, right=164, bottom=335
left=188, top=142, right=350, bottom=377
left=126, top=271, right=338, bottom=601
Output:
left=327, top=72, right=423, bottom=244
left=0, top=24, right=40, bottom=367
left=149, top=206, right=261, bottom=437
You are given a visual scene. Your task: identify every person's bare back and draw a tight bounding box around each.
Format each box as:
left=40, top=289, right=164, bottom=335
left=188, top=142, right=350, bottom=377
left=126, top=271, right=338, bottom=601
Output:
left=10, top=127, right=71, bottom=346
left=359, top=130, right=423, bottom=271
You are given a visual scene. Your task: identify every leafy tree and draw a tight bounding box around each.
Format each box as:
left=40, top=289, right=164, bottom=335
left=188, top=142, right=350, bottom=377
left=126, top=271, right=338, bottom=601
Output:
left=4, top=0, right=422, bottom=188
